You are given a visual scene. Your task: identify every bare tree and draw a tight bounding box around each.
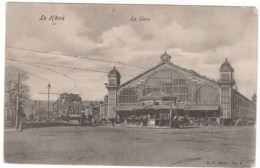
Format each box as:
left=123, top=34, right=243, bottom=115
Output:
left=5, top=65, right=30, bottom=127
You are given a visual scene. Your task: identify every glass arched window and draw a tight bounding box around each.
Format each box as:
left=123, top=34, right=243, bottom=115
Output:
left=221, top=73, right=231, bottom=82
left=195, top=85, right=218, bottom=104
left=119, top=88, right=138, bottom=103
left=143, top=70, right=189, bottom=102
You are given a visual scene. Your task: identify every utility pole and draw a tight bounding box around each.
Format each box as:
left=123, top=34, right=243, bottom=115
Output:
left=34, top=100, right=37, bottom=121
left=52, top=103, right=55, bottom=115
left=39, top=84, right=59, bottom=124
left=47, top=83, right=51, bottom=124
left=31, top=106, right=34, bottom=121
left=15, top=72, right=20, bottom=130
left=170, top=73, right=173, bottom=128
left=8, top=80, right=14, bottom=125
left=36, top=100, right=41, bottom=121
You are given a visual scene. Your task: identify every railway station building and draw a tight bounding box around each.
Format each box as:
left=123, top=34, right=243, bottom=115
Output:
left=105, top=52, right=256, bottom=125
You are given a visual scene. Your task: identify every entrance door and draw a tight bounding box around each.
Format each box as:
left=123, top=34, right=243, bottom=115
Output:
left=148, top=110, right=156, bottom=126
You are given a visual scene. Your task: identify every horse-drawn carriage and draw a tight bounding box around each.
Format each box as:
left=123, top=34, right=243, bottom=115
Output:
left=172, top=116, right=190, bottom=128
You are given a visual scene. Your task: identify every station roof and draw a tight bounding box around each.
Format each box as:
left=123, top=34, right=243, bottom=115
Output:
left=119, top=53, right=217, bottom=88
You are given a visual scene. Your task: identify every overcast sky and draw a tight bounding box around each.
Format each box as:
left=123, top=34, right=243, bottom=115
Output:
left=5, top=3, right=258, bottom=101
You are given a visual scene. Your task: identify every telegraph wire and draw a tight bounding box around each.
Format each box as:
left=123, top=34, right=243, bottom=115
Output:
left=7, top=59, right=77, bottom=92
left=26, top=63, right=77, bottom=92
left=5, top=61, right=49, bottom=84
left=26, top=71, right=49, bottom=83
left=6, top=46, right=148, bottom=70
left=6, top=58, right=135, bottom=76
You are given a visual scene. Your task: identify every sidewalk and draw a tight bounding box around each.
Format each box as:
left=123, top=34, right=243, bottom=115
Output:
left=97, top=123, right=204, bottom=129
left=98, top=123, right=171, bottom=129
left=125, top=124, right=171, bottom=129
left=4, top=128, right=21, bottom=132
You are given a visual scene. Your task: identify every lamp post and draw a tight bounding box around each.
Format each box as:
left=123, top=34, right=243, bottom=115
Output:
left=47, top=83, right=51, bottom=124
left=39, top=83, right=59, bottom=124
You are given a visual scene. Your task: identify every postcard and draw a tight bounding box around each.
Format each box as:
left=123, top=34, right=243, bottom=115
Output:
left=3, top=2, right=258, bottom=167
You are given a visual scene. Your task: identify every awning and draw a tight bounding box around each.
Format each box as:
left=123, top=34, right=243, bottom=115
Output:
left=114, top=104, right=219, bottom=111
left=114, top=104, right=178, bottom=111
left=188, top=104, right=219, bottom=111
left=113, top=105, right=144, bottom=111
left=140, top=90, right=170, bottom=100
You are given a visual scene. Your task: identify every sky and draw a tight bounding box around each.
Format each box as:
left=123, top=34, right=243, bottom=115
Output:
left=5, top=3, right=258, bottom=101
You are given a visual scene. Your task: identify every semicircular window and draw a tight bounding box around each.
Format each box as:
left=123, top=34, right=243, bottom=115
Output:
left=143, top=70, right=189, bottom=102
left=195, top=85, right=218, bottom=104
left=119, top=88, right=138, bottom=103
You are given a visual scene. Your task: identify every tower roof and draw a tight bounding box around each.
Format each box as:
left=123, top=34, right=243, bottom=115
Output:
left=220, top=58, right=234, bottom=72
left=108, top=66, right=121, bottom=78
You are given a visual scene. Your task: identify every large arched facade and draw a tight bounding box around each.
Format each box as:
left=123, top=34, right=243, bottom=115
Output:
left=115, top=63, right=221, bottom=126
left=105, top=53, right=256, bottom=126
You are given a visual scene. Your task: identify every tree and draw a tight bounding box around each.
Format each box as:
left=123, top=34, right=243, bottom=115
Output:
left=5, top=65, right=30, bottom=127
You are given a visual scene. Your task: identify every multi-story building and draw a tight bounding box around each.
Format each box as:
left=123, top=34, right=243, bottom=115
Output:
left=53, top=93, right=83, bottom=119
left=100, top=95, right=108, bottom=120
left=104, top=52, right=256, bottom=125
left=83, top=101, right=102, bottom=121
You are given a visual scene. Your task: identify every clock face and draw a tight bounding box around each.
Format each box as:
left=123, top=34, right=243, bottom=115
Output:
left=161, top=53, right=171, bottom=61
left=162, top=55, right=169, bottom=60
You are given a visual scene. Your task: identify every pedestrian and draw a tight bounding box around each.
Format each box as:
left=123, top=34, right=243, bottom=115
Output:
left=111, top=117, right=115, bottom=126
left=174, top=115, right=179, bottom=128
left=92, top=118, right=95, bottom=125
left=88, top=113, right=92, bottom=126
left=159, top=115, right=163, bottom=127
left=19, top=111, right=26, bottom=132
left=145, top=115, right=148, bottom=126
left=80, top=113, right=86, bottom=126
left=142, top=115, right=146, bottom=127
left=141, top=115, right=144, bottom=126
left=172, top=115, right=176, bottom=127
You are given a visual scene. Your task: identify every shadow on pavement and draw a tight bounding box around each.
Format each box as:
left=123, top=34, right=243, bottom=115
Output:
left=24, top=121, right=79, bottom=129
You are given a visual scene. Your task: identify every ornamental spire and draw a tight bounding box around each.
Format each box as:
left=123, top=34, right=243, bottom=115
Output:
left=160, top=51, right=171, bottom=62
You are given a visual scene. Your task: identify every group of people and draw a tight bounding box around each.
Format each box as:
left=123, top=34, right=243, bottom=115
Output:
left=109, top=115, right=124, bottom=126
left=171, top=115, right=189, bottom=128
left=141, top=115, right=149, bottom=127
left=79, top=113, right=93, bottom=126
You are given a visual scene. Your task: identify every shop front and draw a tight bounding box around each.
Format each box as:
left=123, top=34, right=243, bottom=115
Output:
left=115, top=102, right=220, bottom=127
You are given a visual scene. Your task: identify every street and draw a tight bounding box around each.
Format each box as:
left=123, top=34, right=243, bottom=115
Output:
left=4, top=126, right=256, bottom=167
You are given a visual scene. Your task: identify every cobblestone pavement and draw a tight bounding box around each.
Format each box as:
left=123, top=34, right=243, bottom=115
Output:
left=4, top=125, right=256, bottom=167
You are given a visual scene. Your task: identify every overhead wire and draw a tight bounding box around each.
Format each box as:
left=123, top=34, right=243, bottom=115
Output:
left=6, top=59, right=77, bottom=92
left=26, top=63, right=77, bottom=92
left=26, top=71, right=49, bottom=83
left=6, top=46, right=148, bottom=70
left=6, top=58, right=135, bottom=76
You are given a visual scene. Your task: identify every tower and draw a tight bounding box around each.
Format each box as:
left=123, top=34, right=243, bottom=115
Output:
left=106, top=66, right=121, bottom=118
left=219, top=58, right=235, bottom=119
